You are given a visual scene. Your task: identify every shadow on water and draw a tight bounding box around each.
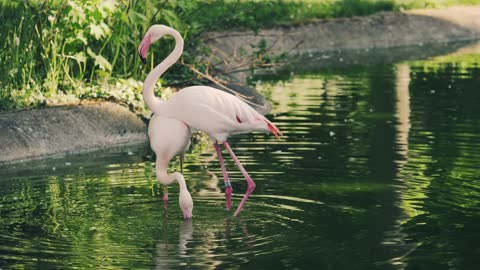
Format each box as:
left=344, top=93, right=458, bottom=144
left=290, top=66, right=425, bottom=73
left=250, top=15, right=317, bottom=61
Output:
left=1, top=41, right=480, bottom=269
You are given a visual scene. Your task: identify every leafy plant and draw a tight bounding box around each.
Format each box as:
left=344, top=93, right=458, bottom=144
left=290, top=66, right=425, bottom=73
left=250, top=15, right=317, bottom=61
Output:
left=1, top=0, right=480, bottom=111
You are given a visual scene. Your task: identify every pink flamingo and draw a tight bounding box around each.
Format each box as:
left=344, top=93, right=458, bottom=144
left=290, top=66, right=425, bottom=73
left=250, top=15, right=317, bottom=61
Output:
left=149, top=114, right=193, bottom=219
left=138, top=25, right=281, bottom=216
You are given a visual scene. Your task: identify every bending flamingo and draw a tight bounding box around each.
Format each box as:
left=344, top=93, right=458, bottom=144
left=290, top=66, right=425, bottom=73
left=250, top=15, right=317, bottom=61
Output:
left=138, top=25, right=281, bottom=216
left=149, top=113, right=193, bottom=219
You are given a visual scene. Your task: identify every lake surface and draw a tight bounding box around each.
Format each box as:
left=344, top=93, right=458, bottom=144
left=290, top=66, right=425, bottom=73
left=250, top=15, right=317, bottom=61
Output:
left=1, top=43, right=480, bottom=269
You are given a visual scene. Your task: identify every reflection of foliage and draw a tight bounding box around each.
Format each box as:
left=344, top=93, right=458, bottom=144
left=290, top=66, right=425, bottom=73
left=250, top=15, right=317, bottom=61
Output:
left=408, top=53, right=480, bottom=73
left=253, top=54, right=480, bottom=267
left=0, top=139, right=236, bottom=269
left=395, top=60, right=480, bottom=268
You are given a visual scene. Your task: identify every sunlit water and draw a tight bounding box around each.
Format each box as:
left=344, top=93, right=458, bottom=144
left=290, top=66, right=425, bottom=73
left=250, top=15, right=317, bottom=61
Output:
left=1, top=44, right=480, bottom=269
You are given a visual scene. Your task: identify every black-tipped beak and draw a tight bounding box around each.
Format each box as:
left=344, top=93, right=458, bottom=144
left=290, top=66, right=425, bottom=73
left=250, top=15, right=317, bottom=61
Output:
left=138, top=34, right=151, bottom=65
left=138, top=46, right=147, bottom=65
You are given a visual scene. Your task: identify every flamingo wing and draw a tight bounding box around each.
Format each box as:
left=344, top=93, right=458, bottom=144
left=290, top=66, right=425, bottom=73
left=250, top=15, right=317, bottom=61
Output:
left=166, top=86, right=280, bottom=140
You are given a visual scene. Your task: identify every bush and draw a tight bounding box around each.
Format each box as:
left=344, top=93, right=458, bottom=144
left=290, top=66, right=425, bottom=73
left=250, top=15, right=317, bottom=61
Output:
left=1, top=0, right=480, bottom=110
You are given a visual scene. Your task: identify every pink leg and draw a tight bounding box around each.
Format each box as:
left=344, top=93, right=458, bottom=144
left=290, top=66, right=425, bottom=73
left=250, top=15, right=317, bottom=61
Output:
left=223, top=141, right=256, bottom=216
left=214, top=142, right=232, bottom=210
left=180, top=155, right=184, bottom=174
left=163, top=186, right=168, bottom=210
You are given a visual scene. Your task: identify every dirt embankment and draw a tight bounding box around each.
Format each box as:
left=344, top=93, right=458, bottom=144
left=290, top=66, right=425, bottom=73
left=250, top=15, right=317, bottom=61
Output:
left=0, top=102, right=147, bottom=164
left=206, top=6, right=480, bottom=71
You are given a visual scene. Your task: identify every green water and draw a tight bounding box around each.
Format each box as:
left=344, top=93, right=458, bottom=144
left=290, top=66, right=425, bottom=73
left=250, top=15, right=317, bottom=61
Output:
left=1, top=44, right=480, bottom=269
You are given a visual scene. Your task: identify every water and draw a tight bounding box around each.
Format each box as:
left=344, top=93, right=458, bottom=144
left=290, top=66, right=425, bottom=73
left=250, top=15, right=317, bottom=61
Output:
left=1, top=43, right=480, bottom=269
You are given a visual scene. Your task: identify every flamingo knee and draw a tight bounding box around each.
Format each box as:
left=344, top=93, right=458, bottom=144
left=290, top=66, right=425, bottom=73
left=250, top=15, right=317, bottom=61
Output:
left=247, top=181, right=256, bottom=193
left=222, top=141, right=257, bottom=216
left=214, top=141, right=233, bottom=210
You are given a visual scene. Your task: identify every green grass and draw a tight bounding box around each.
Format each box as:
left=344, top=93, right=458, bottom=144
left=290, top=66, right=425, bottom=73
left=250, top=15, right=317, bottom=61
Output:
left=194, top=0, right=480, bottom=30
left=1, top=0, right=480, bottom=111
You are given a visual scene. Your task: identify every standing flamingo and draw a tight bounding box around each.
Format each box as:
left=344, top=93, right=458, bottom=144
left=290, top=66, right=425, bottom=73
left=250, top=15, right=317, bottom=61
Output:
left=149, top=114, right=193, bottom=219
left=138, top=25, right=281, bottom=216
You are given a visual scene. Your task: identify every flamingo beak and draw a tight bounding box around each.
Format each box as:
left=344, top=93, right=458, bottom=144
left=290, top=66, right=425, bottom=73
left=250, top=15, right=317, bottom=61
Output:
left=138, top=36, right=151, bottom=65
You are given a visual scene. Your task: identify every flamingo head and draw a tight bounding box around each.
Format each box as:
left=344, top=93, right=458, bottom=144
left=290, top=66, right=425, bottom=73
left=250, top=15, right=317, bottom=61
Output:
left=179, top=189, right=193, bottom=219
left=138, top=25, right=171, bottom=64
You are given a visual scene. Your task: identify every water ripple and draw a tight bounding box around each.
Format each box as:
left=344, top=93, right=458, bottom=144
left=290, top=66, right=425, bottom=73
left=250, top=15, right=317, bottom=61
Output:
left=2, top=50, right=480, bottom=269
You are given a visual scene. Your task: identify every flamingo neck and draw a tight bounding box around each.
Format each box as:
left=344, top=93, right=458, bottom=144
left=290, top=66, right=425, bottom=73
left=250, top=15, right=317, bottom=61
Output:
left=155, top=158, right=187, bottom=190
left=142, top=28, right=184, bottom=115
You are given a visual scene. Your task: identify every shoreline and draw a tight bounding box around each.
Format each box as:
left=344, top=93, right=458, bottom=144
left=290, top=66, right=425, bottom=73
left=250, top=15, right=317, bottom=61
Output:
left=0, top=101, right=147, bottom=164
left=206, top=6, right=480, bottom=79
left=2, top=6, right=480, bottom=164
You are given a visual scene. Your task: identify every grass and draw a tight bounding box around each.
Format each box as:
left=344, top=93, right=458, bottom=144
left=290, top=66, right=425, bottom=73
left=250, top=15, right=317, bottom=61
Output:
left=194, top=0, right=480, bottom=29
left=1, top=0, right=480, bottom=112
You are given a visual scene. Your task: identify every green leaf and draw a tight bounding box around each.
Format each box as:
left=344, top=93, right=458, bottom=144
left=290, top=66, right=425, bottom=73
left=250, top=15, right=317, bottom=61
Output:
left=76, top=30, right=88, bottom=45
left=74, top=52, right=87, bottom=64
left=89, top=23, right=105, bottom=40
left=100, top=0, right=117, bottom=12
left=94, top=54, right=112, bottom=72
left=162, top=9, right=182, bottom=30
left=99, top=22, right=111, bottom=36
left=68, top=0, right=86, bottom=24
left=86, top=47, right=96, bottom=58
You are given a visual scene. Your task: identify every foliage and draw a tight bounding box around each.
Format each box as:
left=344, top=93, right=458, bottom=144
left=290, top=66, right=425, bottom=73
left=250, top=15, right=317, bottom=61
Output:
left=0, top=0, right=194, bottom=111
left=1, top=0, right=480, bottom=111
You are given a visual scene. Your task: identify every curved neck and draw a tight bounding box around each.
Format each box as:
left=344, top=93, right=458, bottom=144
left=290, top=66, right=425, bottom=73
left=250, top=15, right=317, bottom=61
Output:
left=143, top=28, right=184, bottom=114
left=155, top=158, right=187, bottom=190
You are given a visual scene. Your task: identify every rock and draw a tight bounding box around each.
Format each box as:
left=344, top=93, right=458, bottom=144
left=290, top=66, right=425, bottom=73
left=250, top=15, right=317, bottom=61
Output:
left=0, top=101, right=147, bottom=164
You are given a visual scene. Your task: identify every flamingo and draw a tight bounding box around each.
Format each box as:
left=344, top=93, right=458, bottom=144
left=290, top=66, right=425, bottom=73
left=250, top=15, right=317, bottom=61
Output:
left=148, top=114, right=193, bottom=219
left=138, top=25, right=281, bottom=216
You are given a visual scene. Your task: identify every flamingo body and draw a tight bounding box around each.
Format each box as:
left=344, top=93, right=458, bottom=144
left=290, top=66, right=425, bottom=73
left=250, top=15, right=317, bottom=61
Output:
left=148, top=115, right=191, bottom=158
left=148, top=115, right=193, bottom=219
left=139, top=24, right=280, bottom=216
left=157, top=86, right=278, bottom=143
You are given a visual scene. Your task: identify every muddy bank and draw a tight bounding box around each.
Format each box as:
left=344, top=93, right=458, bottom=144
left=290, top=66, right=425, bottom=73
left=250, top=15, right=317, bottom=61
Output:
left=0, top=102, right=147, bottom=164
left=206, top=6, right=480, bottom=73
left=252, top=40, right=480, bottom=76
